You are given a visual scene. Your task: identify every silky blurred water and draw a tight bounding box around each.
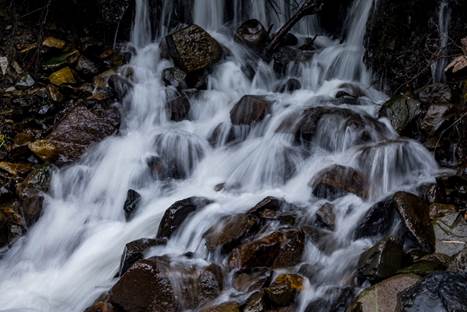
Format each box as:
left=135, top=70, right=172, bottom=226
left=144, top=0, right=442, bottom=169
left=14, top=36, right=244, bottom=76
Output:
left=0, top=1, right=439, bottom=311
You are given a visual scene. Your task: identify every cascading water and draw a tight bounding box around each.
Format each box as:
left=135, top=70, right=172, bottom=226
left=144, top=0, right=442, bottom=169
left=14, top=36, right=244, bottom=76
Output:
left=432, top=0, right=451, bottom=83
left=0, top=1, right=440, bottom=311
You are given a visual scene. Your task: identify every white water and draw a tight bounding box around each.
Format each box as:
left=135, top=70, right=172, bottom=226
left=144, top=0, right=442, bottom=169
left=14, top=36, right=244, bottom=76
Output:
left=432, top=0, right=451, bottom=83
left=0, top=1, right=439, bottom=311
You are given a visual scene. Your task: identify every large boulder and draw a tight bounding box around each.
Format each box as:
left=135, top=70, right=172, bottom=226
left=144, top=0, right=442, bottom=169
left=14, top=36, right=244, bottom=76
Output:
left=228, top=228, right=305, bottom=270
left=393, top=192, right=435, bottom=255
left=165, top=25, right=222, bottom=73
left=398, top=272, right=467, bottom=312
left=349, top=274, right=421, bottom=312
left=111, top=256, right=223, bottom=312
left=46, top=105, right=120, bottom=164
left=354, top=197, right=397, bottom=240
left=156, top=197, right=212, bottom=239
left=230, top=95, right=272, bottom=126
left=379, top=94, right=421, bottom=135
left=110, top=257, right=179, bottom=312
left=356, top=237, right=405, bottom=285
left=310, top=165, right=368, bottom=200
left=234, top=19, right=269, bottom=52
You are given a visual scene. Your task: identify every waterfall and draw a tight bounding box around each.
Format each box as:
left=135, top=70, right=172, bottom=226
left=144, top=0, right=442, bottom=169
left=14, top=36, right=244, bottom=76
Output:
left=0, top=1, right=438, bottom=311
left=193, top=0, right=225, bottom=30
left=432, top=0, right=451, bottom=83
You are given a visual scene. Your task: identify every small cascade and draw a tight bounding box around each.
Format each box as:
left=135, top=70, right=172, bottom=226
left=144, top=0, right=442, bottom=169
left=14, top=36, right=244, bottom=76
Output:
left=432, top=0, right=451, bottom=82
left=0, top=1, right=441, bottom=311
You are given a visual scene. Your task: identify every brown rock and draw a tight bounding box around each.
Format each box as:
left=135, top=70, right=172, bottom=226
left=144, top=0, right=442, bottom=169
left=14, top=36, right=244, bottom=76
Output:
left=47, top=105, right=120, bottom=164
left=228, top=228, right=305, bottom=270
left=393, top=192, right=435, bottom=255
left=110, top=257, right=178, bottom=312
left=0, top=162, right=32, bottom=176
left=265, top=274, right=305, bottom=307
left=28, top=140, right=58, bottom=162
left=310, top=165, right=368, bottom=200
left=349, top=274, right=421, bottom=312
left=48, top=67, right=76, bottom=85
left=157, top=197, right=212, bottom=239
left=16, top=165, right=52, bottom=225
left=230, top=95, right=272, bottom=126
left=165, top=25, right=222, bottom=73
left=357, top=237, right=405, bottom=285
left=200, top=302, right=240, bottom=312
left=234, top=19, right=269, bottom=51
left=42, top=37, right=66, bottom=49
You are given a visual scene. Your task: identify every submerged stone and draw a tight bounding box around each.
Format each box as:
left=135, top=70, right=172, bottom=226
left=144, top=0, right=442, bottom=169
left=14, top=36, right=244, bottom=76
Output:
left=310, top=165, right=368, bottom=200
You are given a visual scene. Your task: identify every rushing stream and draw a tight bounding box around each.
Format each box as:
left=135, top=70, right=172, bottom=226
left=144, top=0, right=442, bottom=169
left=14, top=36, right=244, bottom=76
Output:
left=0, top=0, right=440, bottom=311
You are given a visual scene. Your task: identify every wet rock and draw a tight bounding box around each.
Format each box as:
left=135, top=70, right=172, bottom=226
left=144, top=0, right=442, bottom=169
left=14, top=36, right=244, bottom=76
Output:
left=272, top=47, right=313, bottom=75
left=110, top=257, right=178, bottom=312
left=379, top=94, right=421, bottom=134
left=302, top=225, right=335, bottom=254
left=76, top=56, right=100, bottom=77
left=97, top=0, right=131, bottom=25
left=398, top=253, right=450, bottom=276
left=428, top=175, right=467, bottom=211
left=265, top=274, right=305, bottom=307
left=48, top=67, right=76, bottom=85
left=357, top=237, right=405, bottom=285
left=232, top=268, right=272, bottom=292
left=448, top=247, right=467, bottom=273
left=349, top=274, right=421, bottom=312
left=230, top=95, right=272, bottom=126
left=118, top=238, right=163, bottom=276
left=123, top=189, right=141, bottom=221
left=276, top=79, right=301, bottom=93
left=151, top=131, right=206, bottom=180
left=354, top=197, right=397, bottom=240
left=156, top=197, right=212, bottom=239
left=16, top=165, right=52, bottom=226
left=162, top=67, right=188, bottom=90
left=166, top=94, right=190, bottom=121
left=314, top=203, right=336, bottom=231
left=234, top=19, right=269, bottom=52
left=108, top=74, right=133, bottom=100
left=42, top=36, right=66, bottom=49
left=0, top=162, right=32, bottom=176
left=305, top=287, right=355, bottom=312
left=310, top=165, right=368, bottom=200
left=165, top=25, right=222, bottom=73
left=28, top=140, right=58, bottom=162
left=445, top=56, right=467, bottom=81
left=416, top=83, right=452, bottom=105
left=393, top=192, right=435, bottom=255
left=16, top=74, right=35, bottom=89
left=84, top=296, right=114, bottom=312
left=0, top=204, right=24, bottom=248
left=204, top=213, right=261, bottom=252
left=434, top=212, right=466, bottom=256
left=200, top=302, right=240, bottom=312
left=228, top=228, right=305, bottom=270
left=420, top=104, right=453, bottom=135
left=43, top=50, right=80, bottom=71
left=429, top=203, right=457, bottom=220
left=197, top=264, right=224, bottom=306
left=398, top=272, right=467, bottom=312
left=243, top=291, right=266, bottom=312
left=46, top=105, right=120, bottom=164
left=287, top=107, right=376, bottom=146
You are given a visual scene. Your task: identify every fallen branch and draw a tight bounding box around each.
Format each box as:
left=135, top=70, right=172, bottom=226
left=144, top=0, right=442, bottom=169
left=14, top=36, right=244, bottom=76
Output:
left=265, top=0, right=323, bottom=57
